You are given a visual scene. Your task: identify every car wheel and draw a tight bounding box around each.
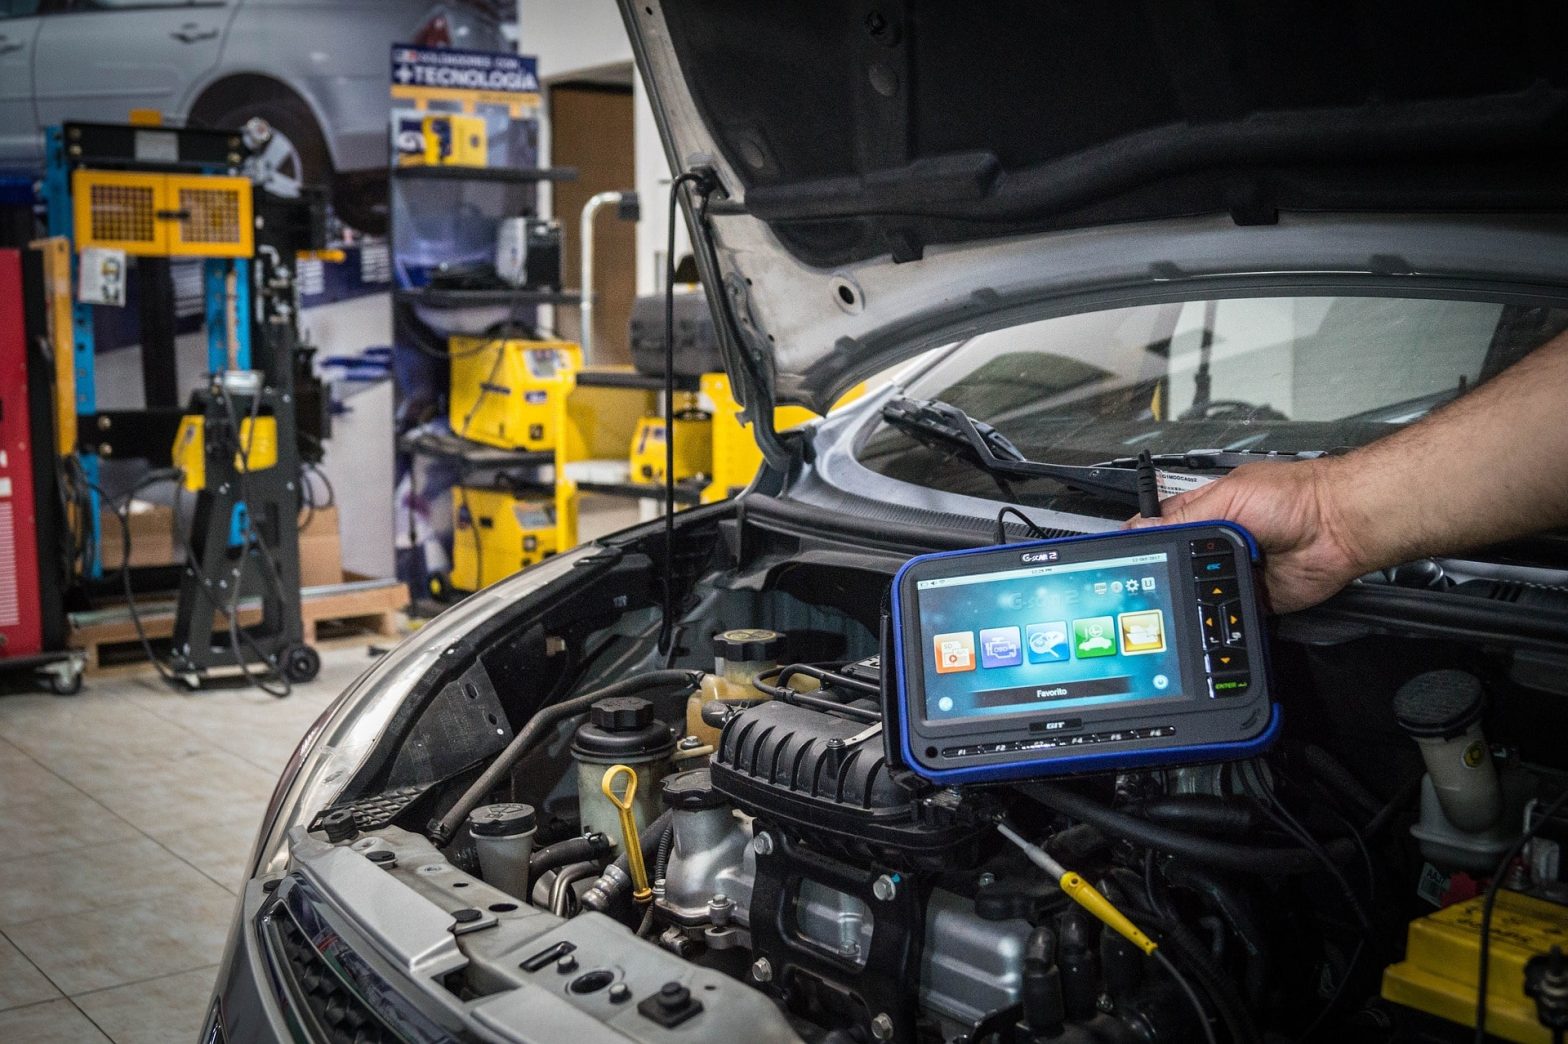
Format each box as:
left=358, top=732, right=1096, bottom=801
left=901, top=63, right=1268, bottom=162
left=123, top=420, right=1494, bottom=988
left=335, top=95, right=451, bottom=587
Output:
left=200, top=93, right=329, bottom=205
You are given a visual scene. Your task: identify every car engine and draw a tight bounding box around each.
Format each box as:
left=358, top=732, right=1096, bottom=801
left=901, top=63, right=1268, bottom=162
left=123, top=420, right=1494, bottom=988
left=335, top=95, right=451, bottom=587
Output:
left=269, top=512, right=1568, bottom=1043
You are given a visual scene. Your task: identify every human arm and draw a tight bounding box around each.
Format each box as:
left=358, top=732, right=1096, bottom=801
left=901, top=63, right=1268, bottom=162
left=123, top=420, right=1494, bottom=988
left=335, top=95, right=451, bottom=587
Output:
left=1126, top=331, right=1568, bottom=612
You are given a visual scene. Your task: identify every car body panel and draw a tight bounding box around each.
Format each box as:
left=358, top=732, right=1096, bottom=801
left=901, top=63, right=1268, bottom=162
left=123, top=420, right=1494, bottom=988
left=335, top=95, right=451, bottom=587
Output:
left=0, top=0, right=502, bottom=174
left=618, top=0, right=1568, bottom=411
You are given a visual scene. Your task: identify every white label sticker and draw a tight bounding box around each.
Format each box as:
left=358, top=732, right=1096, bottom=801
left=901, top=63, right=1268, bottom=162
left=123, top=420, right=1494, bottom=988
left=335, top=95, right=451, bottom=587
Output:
left=78, top=247, right=127, bottom=307
left=1155, top=470, right=1219, bottom=500
left=1416, top=862, right=1449, bottom=907
left=133, top=129, right=178, bottom=163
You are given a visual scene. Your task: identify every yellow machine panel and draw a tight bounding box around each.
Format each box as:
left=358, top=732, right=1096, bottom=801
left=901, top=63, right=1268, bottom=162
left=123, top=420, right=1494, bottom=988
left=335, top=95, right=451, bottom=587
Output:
left=449, top=338, right=582, bottom=451
left=1382, top=890, right=1568, bottom=1042
left=629, top=411, right=712, bottom=485
left=423, top=114, right=487, bottom=166
left=72, top=170, right=253, bottom=258
left=701, top=373, right=869, bottom=503
left=172, top=415, right=278, bottom=492
left=451, top=486, right=557, bottom=591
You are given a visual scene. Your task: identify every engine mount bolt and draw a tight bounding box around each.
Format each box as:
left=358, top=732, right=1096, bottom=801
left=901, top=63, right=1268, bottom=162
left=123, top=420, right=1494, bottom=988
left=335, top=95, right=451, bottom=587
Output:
left=872, top=874, right=898, bottom=901
left=708, top=893, right=734, bottom=927
left=870, top=1013, right=894, bottom=1040
left=753, top=832, right=774, bottom=856
left=751, top=957, right=773, bottom=983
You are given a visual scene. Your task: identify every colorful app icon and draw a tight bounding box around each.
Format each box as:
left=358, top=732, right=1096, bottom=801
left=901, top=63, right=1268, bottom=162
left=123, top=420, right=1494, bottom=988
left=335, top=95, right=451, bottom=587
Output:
left=979, top=626, right=1023, bottom=669
left=1118, top=610, right=1167, bottom=655
left=933, top=631, right=976, bottom=674
left=1026, top=621, right=1070, bottom=663
left=1072, top=616, right=1117, bottom=658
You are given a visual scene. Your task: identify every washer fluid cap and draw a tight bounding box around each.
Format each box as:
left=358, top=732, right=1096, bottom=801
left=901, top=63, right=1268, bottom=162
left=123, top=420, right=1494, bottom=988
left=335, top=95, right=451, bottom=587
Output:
left=713, top=628, right=784, bottom=661
left=572, top=696, right=674, bottom=760
left=1393, top=670, right=1485, bottom=739
left=469, top=802, right=536, bottom=837
left=661, top=767, right=727, bottom=811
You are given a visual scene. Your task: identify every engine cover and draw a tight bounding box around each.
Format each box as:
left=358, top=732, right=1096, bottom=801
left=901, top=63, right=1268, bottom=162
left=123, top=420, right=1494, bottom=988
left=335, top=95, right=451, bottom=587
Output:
left=710, top=699, right=990, bottom=870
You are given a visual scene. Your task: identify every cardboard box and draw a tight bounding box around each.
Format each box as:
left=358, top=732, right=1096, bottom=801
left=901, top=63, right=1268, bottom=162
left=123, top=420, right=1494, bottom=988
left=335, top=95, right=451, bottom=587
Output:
left=98, top=501, right=342, bottom=586
left=299, top=505, right=342, bottom=588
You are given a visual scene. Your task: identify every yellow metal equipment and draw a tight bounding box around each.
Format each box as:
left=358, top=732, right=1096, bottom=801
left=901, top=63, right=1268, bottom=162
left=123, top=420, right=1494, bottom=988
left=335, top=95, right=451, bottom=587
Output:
left=448, top=338, right=581, bottom=451
left=72, top=169, right=253, bottom=258
left=423, top=114, right=487, bottom=166
left=450, top=486, right=558, bottom=591
left=1382, top=890, right=1568, bottom=1042
left=628, top=407, right=713, bottom=485
left=171, top=414, right=278, bottom=493
left=701, top=373, right=870, bottom=503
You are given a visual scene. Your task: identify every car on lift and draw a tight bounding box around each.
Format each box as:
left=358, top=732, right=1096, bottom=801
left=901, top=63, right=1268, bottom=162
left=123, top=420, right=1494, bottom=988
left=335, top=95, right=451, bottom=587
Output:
left=207, top=3, right=1568, bottom=1042
left=0, top=0, right=506, bottom=232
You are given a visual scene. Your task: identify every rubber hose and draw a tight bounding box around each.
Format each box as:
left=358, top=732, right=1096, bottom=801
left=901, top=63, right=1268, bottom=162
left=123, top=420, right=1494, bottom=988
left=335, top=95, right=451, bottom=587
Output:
left=1136, top=794, right=1261, bottom=836
left=654, top=819, right=674, bottom=882
left=587, top=809, right=675, bottom=912
left=1025, top=783, right=1355, bottom=875
left=1161, top=859, right=1270, bottom=1004
left=1159, top=915, right=1263, bottom=1044
left=1302, top=744, right=1383, bottom=820
left=431, top=670, right=702, bottom=845
left=529, top=832, right=612, bottom=879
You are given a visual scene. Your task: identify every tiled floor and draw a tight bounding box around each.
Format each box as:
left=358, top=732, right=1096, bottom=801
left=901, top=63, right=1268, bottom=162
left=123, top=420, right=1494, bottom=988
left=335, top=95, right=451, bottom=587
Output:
left=0, top=501, right=642, bottom=1042
left=0, top=643, right=370, bottom=1043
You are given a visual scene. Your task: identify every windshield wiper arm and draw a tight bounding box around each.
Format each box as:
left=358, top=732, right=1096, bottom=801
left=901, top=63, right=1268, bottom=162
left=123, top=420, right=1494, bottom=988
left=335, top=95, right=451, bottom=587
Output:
left=1101, top=448, right=1332, bottom=470
left=881, top=397, right=1147, bottom=507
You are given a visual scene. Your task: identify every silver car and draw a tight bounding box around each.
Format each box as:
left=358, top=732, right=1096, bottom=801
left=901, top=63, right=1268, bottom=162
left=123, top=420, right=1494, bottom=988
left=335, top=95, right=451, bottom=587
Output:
left=0, top=0, right=505, bottom=231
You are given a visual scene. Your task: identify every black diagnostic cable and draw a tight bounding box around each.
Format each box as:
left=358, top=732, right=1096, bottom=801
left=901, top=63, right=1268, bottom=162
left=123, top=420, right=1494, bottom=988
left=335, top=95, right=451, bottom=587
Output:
left=1475, top=788, right=1568, bottom=1043
left=995, top=505, right=1050, bottom=545
left=656, top=170, right=716, bottom=660
left=1136, top=449, right=1162, bottom=519
left=84, top=468, right=184, bottom=684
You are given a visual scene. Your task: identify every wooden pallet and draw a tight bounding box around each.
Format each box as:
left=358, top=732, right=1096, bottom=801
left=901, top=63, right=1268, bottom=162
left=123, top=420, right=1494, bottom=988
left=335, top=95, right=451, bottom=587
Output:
left=68, top=577, right=409, bottom=671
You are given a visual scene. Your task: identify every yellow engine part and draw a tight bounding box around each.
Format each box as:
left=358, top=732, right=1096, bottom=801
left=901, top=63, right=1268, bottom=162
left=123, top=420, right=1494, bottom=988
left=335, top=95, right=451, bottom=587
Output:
left=171, top=414, right=278, bottom=492
left=628, top=412, right=712, bottom=485
left=423, top=114, right=487, bottom=165
left=1382, top=890, right=1568, bottom=1042
left=701, top=373, right=868, bottom=503
left=451, top=486, right=558, bottom=591
left=448, top=338, right=581, bottom=451
left=73, top=169, right=253, bottom=258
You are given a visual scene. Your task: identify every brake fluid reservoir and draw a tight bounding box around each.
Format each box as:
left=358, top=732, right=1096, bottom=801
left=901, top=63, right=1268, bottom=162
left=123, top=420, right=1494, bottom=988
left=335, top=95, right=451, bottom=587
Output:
left=1394, top=670, right=1503, bottom=832
left=685, top=628, right=786, bottom=746
left=573, top=696, right=675, bottom=841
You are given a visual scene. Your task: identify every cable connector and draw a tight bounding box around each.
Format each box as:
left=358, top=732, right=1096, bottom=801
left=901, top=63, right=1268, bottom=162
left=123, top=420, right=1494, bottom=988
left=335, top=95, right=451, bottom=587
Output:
left=998, top=821, right=1157, bottom=955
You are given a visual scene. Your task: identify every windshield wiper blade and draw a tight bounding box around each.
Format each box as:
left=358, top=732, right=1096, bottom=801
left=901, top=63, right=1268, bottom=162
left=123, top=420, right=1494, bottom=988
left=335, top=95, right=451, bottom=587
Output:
left=881, top=397, right=1146, bottom=506
left=1102, top=448, right=1333, bottom=470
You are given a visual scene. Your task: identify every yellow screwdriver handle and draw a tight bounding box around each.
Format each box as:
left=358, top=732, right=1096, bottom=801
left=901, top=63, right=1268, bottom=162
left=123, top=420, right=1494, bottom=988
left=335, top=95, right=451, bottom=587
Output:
left=601, top=765, right=652, bottom=904
left=1059, top=872, right=1157, bottom=955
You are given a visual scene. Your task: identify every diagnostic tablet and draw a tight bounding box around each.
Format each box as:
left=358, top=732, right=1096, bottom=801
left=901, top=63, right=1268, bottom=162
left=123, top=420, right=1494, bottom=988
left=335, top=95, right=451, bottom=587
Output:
left=890, top=522, right=1278, bottom=784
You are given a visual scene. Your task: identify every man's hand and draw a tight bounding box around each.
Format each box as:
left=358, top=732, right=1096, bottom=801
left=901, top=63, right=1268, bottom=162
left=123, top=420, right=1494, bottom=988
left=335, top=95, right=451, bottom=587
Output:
left=1124, top=459, right=1369, bottom=613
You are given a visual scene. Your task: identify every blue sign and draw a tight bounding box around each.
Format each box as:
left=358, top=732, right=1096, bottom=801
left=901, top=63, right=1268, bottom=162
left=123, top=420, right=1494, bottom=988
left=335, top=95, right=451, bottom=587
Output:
left=391, top=46, right=539, bottom=94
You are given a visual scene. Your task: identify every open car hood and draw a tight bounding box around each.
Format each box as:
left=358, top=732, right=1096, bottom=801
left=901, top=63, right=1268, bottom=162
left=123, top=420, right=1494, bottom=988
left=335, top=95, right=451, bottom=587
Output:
left=620, top=1, right=1568, bottom=414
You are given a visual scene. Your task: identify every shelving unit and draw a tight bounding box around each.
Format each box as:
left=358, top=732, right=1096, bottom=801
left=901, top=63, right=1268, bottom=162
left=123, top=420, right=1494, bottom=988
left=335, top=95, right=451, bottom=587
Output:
left=391, top=165, right=578, bottom=185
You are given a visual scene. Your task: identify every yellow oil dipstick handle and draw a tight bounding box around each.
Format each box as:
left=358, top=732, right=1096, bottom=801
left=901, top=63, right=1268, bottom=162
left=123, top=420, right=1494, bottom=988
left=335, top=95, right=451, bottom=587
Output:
left=601, top=765, right=652, bottom=904
left=997, top=822, right=1157, bottom=956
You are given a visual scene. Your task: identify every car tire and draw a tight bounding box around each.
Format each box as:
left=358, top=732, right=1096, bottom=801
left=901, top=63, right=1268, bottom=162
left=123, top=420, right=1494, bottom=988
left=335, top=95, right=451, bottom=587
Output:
left=196, top=92, right=352, bottom=223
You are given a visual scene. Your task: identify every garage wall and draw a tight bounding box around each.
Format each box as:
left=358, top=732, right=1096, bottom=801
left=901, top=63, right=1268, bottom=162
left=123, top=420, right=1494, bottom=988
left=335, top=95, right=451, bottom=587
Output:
left=517, top=0, right=687, bottom=297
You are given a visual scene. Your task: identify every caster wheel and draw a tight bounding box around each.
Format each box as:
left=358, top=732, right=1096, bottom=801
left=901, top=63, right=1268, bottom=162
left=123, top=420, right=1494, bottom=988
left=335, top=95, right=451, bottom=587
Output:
left=428, top=572, right=453, bottom=602
left=283, top=644, right=321, bottom=685
left=46, top=668, right=82, bottom=696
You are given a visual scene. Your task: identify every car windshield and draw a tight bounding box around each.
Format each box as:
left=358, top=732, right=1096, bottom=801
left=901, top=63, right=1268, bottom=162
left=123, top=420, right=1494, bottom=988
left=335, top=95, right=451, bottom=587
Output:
left=858, top=295, right=1568, bottom=514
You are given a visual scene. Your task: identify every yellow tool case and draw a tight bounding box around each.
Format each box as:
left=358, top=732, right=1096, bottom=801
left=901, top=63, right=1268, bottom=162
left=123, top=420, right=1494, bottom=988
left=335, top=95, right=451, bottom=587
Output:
left=450, top=485, right=558, bottom=592
left=448, top=338, right=582, bottom=451
left=628, top=409, right=712, bottom=485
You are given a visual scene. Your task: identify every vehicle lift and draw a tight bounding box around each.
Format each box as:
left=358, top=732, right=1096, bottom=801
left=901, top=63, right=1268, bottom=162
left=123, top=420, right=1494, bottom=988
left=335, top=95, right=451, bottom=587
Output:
left=40, top=119, right=324, bottom=691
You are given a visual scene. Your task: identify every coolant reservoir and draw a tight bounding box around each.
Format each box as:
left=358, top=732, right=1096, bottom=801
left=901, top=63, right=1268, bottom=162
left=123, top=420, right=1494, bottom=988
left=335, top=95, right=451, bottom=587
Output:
left=573, top=696, right=675, bottom=841
left=685, top=628, right=787, bottom=746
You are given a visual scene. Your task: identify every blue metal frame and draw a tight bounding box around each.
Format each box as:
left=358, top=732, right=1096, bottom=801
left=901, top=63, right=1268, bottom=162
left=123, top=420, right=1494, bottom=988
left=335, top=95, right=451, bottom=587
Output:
left=43, top=126, right=250, bottom=579
left=888, top=520, right=1279, bottom=785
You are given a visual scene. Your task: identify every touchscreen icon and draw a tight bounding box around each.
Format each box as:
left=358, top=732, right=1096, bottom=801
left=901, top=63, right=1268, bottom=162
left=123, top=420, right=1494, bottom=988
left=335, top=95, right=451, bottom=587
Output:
left=979, top=626, right=1022, bottom=668
left=933, top=632, right=976, bottom=674
left=1026, top=621, right=1070, bottom=663
left=1072, top=616, right=1117, bottom=658
left=1141, top=577, right=1156, bottom=591
left=1118, top=610, right=1167, bottom=655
